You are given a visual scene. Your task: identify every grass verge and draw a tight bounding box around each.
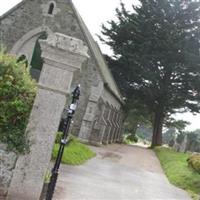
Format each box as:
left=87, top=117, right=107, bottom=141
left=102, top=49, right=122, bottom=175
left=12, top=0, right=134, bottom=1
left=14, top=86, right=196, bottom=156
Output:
left=52, top=137, right=96, bottom=165
left=154, top=147, right=200, bottom=200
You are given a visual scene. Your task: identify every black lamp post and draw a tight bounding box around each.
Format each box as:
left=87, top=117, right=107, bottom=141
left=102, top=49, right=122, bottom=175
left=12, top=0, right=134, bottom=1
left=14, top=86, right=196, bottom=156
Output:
left=46, top=85, right=81, bottom=200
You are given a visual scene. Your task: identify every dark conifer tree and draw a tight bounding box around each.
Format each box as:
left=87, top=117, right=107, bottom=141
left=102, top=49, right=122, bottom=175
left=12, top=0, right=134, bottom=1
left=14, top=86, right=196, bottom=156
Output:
left=101, top=0, right=200, bottom=146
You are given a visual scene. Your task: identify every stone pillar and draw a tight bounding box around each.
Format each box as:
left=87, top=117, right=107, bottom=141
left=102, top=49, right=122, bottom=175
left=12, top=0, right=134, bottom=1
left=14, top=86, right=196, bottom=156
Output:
left=99, top=102, right=107, bottom=144
left=89, top=101, right=107, bottom=145
left=101, top=103, right=109, bottom=145
left=79, top=83, right=103, bottom=143
left=112, top=109, right=119, bottom=143
left=117, top=113, right=124, bottom=143
left=8, top=33, right=88, bottom=200
left=113, top=112, right=120, bottom=142
left=102, top=105, right=112, bottom=145
left=108, top=107, right=116, bottom=144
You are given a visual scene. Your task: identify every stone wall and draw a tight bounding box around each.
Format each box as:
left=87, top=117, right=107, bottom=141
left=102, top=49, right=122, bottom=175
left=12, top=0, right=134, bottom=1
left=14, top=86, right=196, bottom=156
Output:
left=78, top=82, right=124, bottom=145
left=0, top=144, right=17, bottom=199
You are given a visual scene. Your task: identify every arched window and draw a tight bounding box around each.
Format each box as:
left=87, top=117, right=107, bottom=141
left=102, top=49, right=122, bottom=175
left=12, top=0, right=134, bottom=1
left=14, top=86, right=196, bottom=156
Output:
left=17, top=54, right=28, bottom=68
left=48, top=3, right=54, bottom=15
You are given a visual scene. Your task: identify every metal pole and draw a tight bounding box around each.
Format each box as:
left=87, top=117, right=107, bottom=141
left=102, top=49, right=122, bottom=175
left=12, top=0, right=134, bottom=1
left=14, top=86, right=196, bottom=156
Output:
left=46, top=85, right=81, bottom=200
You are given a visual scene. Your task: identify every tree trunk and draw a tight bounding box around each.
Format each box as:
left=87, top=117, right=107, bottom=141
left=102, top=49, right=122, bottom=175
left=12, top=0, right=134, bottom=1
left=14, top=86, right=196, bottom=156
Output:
left=151, top=106, right=164, bottom=147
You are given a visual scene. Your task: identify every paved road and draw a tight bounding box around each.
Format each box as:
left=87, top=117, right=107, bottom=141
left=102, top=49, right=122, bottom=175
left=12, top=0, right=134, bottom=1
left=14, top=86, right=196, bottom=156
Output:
left=53, top=144, right=191, bottom=200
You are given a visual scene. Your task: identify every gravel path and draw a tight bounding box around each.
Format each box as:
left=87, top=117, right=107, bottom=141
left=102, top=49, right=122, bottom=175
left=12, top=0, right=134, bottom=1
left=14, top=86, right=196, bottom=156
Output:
left=53, top=144, right=191, bottom=200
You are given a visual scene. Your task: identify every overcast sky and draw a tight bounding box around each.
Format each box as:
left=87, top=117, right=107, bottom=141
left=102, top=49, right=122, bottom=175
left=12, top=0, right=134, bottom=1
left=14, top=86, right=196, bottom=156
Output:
left=0, top=0, right=200, bottom=131
left=0, top=0, right=137, bottom=54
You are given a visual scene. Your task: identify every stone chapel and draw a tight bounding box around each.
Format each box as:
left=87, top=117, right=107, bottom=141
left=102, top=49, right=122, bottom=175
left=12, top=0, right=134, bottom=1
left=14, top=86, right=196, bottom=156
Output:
left=0, top=0, right=124, bottom=145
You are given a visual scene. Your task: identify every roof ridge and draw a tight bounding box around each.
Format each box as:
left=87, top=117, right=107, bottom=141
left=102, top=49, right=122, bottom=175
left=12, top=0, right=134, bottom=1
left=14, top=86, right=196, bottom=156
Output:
left=94, top=40, right=123, bottom=101
left=70, top=1, right=123, bottom=103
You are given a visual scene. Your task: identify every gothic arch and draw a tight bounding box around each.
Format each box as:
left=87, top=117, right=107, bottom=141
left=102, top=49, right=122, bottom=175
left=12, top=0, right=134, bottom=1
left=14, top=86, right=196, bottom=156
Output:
left=10, top=26, right=52, bottom=80
left=10, top=26, right=52, bottom=56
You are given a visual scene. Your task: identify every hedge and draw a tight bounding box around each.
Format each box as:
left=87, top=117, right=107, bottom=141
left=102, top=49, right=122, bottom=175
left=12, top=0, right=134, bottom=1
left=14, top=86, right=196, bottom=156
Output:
left=0, top=52, right=36, bottom=153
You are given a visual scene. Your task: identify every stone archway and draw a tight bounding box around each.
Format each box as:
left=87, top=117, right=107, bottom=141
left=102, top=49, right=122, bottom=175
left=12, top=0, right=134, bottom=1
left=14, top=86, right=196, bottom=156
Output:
left=8, top=32, right=89, bottom=200
left=10, top=26, right=52, bottom=55
left=10, top=26, right=52, bottom=80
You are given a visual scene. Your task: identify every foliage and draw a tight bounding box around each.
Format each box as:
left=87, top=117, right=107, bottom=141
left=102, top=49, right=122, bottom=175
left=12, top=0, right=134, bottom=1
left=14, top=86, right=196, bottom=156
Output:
left=100, top=0, right=200, bottom=147
left=187, top=154, right=200, bottom=174
left=163, top=128, right=176, bottom=145
left=126, top=134, right=138, bottom=143
left=136, top=125, right=152, bottom=142
left=186, top=131, right=200, bottom=152
left=0, top=52, right=36, bottom=153
left=54, top=131, right=63, bottom=144
left=123, top=136, right=133, bottom=145
left=165, top=119, right=190, bottom=132
left=123, top=99, right=152, bottom=138
left=163, top=119, right=190, bottom=145
left=173, top=129, right=200, bottom=152
left=176, top=132, right=185, bottom=144
left=155, top=147, right=200, bottom=199
left=52, top=136, right=96, bottom=165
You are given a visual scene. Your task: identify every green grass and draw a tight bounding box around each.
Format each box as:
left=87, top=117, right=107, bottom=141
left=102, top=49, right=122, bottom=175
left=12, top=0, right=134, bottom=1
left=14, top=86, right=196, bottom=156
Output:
left=154, top=147, right=200, bottom=200
left=52, top=137, right=96, bottom=165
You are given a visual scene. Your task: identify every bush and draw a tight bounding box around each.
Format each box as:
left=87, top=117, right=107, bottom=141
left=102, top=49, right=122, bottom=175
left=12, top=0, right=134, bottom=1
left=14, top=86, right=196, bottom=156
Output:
left=0, top=52, right=36, bottom=153
left=187, top=154, right=200, bottom=174
left=123, top=137, right=132, bottom=144
left=127, top=134, right=138, bottom=143
left=123, top=134, right=138, bottom=145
